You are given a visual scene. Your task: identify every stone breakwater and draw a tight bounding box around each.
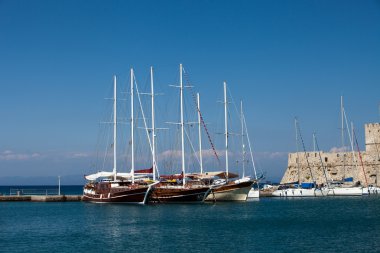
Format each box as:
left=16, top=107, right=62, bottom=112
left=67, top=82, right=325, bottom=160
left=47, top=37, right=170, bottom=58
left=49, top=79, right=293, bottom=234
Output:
left=281, top=123, right=380, bottom=185
left=0, top=195, right=82, bottom=202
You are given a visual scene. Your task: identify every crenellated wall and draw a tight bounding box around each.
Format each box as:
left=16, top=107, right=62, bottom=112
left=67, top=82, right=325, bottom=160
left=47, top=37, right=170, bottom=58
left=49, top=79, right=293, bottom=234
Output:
left=365, top=123, right=380, bottom=153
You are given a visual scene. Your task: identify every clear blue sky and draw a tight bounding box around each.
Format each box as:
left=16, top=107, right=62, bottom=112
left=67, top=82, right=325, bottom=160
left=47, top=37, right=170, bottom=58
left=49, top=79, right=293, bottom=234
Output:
left=1, top=0, right=379, bottom=184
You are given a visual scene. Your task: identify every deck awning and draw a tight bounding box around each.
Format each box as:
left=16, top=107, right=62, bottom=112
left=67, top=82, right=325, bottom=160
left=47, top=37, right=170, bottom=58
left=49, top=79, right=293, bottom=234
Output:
left=187, top=171, right=239, bottom=179
left=85, top=171, right=150, bottom=181
left=85, top=171, right=114, bottom=181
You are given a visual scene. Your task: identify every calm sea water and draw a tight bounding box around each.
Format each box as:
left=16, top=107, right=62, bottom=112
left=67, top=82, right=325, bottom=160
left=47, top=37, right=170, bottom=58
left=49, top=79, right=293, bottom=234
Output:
left=0, top=186, right=379, bottom=252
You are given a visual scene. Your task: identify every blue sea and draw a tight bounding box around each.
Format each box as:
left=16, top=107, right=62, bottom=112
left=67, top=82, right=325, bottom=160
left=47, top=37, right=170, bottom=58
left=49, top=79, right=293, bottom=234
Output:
left=0, top=186, right=379, bottom=252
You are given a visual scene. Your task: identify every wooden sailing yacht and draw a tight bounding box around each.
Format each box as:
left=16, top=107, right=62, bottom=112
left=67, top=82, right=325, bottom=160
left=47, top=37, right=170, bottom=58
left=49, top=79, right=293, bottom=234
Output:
left=148, top=64, right=212, bottom=203
left=204, top=82, right=254, bottom=201
left=83, top=71, right=157, bottom=204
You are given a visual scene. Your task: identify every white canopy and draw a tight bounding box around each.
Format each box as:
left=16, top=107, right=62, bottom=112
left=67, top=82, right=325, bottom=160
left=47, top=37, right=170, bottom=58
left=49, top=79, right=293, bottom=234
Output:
left=116, top=172, right=133, bottom=178
left=85, top=171, right=150, bottom=181
left=188, top=171, right=239, bottom=179
left=85, top=171, right=115, bottom=181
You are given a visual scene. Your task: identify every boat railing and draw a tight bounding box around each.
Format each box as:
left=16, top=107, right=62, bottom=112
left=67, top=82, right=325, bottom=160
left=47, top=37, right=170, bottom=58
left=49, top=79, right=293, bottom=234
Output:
left=9, top=188, right=59, bottom=196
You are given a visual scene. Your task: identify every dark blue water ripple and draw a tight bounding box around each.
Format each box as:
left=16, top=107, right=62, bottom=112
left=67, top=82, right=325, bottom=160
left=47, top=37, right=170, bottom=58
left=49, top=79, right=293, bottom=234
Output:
left=1, top=196, right=379, bottom=252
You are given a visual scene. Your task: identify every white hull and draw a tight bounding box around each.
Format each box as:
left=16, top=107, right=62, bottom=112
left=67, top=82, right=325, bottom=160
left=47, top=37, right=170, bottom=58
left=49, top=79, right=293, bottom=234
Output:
left=272, top=188, right=327, bottom=197
left=206, top=184, right=251, bottom=201
left=327, top=186, right=363, bottom=196
left=362, top=186, right=380, bottom=195
left=247, top=189, right=260, bottom=198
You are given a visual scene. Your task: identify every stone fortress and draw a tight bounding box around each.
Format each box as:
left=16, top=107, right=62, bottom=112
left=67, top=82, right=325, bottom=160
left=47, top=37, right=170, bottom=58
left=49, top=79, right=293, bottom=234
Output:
left=280, top=123, right=380, bottom=186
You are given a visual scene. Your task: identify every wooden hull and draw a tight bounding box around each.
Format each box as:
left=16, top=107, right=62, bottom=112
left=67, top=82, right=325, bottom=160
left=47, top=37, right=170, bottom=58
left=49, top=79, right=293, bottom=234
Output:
left=149, top=186, right=211, bottom=203
left=205, top=180, right=253, bottom=201
left=82, top=185, right=151, bottom=204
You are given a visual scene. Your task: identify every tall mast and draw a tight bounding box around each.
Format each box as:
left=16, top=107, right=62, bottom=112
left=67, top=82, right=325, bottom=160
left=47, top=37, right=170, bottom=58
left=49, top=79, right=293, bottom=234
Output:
left=224, top=81, right=229, bottom=181
left=314, top=132, right=330, bottom=186
left=343, top=109, right=359, bottom=176
left=297, top=119, right=315, bottom=183
left=341, top=96, right=346, bottom=179
left=295, top=118, right=300, bottom=185
left=151, top=67, right=157, bottom=181
left=352, top=122, right=369, bottom=187
left=242, top=107, right=258, bottom=180
left=180, top=64, right=186, bottom=186
left=341, top=96, right=345, bottom=148
left=351, top=121, right=354, bottom=149
left=197, top=93, right=203, bottom=174
left=241, top=101, right=245, bottom=178
left=130, top=69, right=135, bottom=184
left=113, top=75, right=117, bottom=181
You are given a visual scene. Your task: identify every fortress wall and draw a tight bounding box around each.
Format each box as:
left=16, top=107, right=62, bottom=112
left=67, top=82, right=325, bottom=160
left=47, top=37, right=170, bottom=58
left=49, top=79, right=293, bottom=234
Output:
left=365, top=123, right=380, bottom=153
left=280, top=123, right=380, bottom=186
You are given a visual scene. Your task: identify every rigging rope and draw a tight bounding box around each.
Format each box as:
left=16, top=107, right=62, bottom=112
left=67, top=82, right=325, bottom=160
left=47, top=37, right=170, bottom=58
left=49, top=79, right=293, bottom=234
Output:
left=296, top=118, right=315, bottom=183
left=353, top=128, right=369, bottom=187
left=182, top=70, right=221, bottom=164
left=314, top=133, right=330, bottom=186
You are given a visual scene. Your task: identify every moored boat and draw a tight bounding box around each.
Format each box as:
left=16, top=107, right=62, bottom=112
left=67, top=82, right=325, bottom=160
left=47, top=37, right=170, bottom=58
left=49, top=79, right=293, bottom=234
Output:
left=327, top=186, right=363, bottom=196
left=247, top=188, right=260, bottom=198
left=186, top=171, right=254, bottom=201
left=148, top=64, right=212, bottom=203
left=83, top=72, right=158, bottom=204
left=273, top=119, right=326, bottom=198
left=149, top=182, right=211, bottom=203
left=272, top=188, right=326, bottom=197
left=203, top=82, right=254, bottom=201
left=206, top=177, right=253, bottom=201
left=272, top=182, right=328, bottom=197
left=83, top=178, right=154, bottom=203
left=362, top=185, right=380, bottom=195
left=325, top=177, right=363, bottom=196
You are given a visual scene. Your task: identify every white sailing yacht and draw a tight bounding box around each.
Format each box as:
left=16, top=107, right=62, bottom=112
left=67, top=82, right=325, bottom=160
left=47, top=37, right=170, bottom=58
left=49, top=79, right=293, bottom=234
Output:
left=272, top=118, right=327, bottom=197
left=327, top=97, right=362, bottom=196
